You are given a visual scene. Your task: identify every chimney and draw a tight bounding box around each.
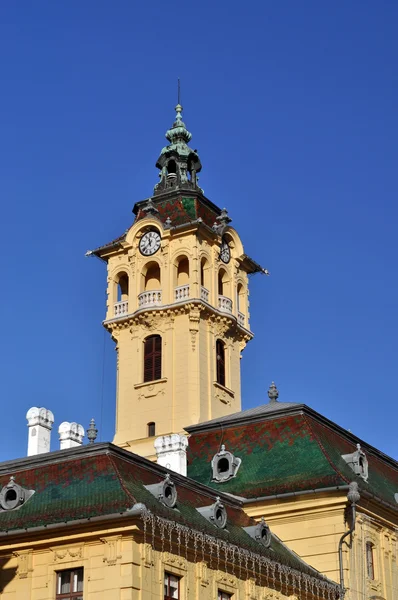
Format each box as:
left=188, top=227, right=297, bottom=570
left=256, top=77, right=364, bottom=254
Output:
left=154, top=434, right=188, bottom=476
left=26, top=407, right=54, bottom=456
left=58, top=422, right=85, bottom=449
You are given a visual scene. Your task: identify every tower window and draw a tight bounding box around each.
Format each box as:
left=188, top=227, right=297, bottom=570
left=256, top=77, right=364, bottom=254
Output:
left=144, top=335, right=162, bottom=382
left=116, top=272, right=129, bottom=301
left=167, top=160, right=177, bottom=175
left=176, top=256, right=189, bottom=286
left=147, top=422, right=156, bottom=437
left=366, top=542, right=375, bottom=580
left=218, top=271, right=224, bottom=295
left=144, top=262, right=161, bottom=291
left=216, top=340, right=226, bottom=387
left=56, top=568, right=83, bottom=599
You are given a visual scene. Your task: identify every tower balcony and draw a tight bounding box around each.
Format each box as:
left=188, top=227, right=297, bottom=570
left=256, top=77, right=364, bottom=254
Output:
left=238, top=311, right=245, bottom=327
left=138, top=290, right=162, bottom=308
left=175, top=284, right=190, bottom=302
left=114, top=300, right=128, bottom=317
left=201, top=286, right=209, bottom=303
left=218, top=295, right=233, bottom=314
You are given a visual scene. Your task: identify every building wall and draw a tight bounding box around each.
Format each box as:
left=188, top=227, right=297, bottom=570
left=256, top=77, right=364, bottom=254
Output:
left=105, top=217, right=252, bottom=457
left=244, top=493, right=398, bottom=600
left=348, top=512, right=398, bottom=600
left=0, top=525, right=298, bottom=600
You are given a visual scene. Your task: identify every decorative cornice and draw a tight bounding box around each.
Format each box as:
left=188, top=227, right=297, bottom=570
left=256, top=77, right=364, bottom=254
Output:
left=103, top=298, right=253, bottom=342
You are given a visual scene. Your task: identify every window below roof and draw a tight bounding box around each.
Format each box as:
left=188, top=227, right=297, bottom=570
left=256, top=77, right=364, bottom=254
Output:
left=218, top=592, right=232, bottom=600
left=164, top=572, right=180, bottom=599
left=56, top=568, right=83, bottom=600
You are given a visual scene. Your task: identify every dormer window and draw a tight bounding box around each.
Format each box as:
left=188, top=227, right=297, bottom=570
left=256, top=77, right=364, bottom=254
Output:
left=342, top=443, right=369, bottom=482
left=211, top=445, right=241, bottom=483
left=197, top=497, right=228, bottom=529
left=0, top=476, right=34, bottom=511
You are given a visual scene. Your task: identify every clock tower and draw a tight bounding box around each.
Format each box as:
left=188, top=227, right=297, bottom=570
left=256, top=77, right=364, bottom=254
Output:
left=90, top=103, right=267, bottom=458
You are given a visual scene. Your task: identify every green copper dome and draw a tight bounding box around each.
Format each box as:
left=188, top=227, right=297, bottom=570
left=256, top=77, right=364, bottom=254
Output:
left=154, top=104, right=202, bottom=196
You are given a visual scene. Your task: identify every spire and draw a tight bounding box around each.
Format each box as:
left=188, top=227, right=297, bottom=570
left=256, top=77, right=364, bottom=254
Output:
left=154, top=100, right=202, bottom=196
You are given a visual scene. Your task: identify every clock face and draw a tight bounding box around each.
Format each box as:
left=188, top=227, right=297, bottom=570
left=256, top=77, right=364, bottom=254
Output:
left=139, top=230, right=161, bottom=256
left=220, top=240, right=231, bottom=264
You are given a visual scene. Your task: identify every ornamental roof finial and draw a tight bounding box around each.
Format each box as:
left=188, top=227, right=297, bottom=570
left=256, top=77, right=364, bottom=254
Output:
left=268, top=382, right=279, bottom=404
left=87, top=418, right=98, bottom=444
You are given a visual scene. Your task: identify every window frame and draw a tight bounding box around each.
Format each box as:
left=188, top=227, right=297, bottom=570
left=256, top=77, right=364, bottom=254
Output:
left=216, top=339, right=226, bottom=387
left=56, top=568, right=83, bottom=600
left=164, top=571, right=180, bottom=600
left=218, top=591, right=232, bottom=600
left=144, top=335, right=162, bottom=383
left=147, top=422, right=156, bottom=437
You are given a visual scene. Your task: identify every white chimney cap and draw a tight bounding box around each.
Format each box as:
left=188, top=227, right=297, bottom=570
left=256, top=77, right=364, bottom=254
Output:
left=26, top=407, right=54, bottom=429
left=58, top=422, right=85, bottom=444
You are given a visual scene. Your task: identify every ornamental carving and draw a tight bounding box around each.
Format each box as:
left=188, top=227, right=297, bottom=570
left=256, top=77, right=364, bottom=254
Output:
left=142, top=543, right=154, bottom=568
left=13, top=550, right=33, bottom=579
left=216, top=571, right=237, bottom=589
left=101, top=536, right=122, bottom=566
left=51, top=545, right=84, bottom=562
left=246, top=578, right=259, bottom=599
left=163, top=552, right=187, bottom=571
left=196, top=561, right=209, bottom=587
left=137, top=385, right=166, bottom=401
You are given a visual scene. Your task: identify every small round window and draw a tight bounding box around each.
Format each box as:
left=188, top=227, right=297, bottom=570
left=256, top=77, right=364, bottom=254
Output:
left=213, top=501, right=227, bottom=529
left=256, top=520, right=271, bottom=548
left=161, top=478, right=177, bottom=508
left=0, top=482, right=24, bottom=511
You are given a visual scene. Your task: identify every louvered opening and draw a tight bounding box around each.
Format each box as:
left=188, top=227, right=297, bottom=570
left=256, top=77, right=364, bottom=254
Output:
left=144, top=335, right=162, bottom=382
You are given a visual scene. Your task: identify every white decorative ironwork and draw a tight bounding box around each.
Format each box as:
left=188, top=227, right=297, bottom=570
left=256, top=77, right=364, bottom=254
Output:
left=175, top=285, right=190, bottom=301
left=218, top=295, right=232, bottom=313
left=201, top=286, right=209, bottom=303
left=138, top=291, right=162, bottom=308
left=238, top=311, right=245, bottom=327
left=114, top=300, right=128, bottom=317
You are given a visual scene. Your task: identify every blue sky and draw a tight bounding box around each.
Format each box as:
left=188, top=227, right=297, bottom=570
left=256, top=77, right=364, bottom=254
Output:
left=0, top=1, right=396, bottom=461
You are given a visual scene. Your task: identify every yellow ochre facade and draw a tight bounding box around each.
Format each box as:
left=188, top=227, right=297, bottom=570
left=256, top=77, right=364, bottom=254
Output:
left=0, top=524, right=305, bottom=600
left=245, top=492, right=398, bottom=600
left=102, top=216, right=253, bottom=458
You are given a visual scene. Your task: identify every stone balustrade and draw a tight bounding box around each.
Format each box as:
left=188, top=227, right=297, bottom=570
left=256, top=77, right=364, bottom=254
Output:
left=201, top=286, right=209, bottom=303
left=138, top=290, right=162, bottom=308
left=175, top=285, right=190, bottom=301
left=114, top=300, right=128, bottom=317
left=218, top=295, right=233, bottom=314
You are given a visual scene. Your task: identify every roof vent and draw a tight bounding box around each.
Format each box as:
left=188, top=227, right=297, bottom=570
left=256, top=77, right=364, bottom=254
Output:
left=197, top=497, right=227, bottom=529
left=211, top=445, right=241, bottom=483
left=244, top=517, right=272, bottom=548
left=342, top=444, right=369, bottom=482
left=0, top=476, right=34, bottom=511
left=145, top=474, right=177, bottom=509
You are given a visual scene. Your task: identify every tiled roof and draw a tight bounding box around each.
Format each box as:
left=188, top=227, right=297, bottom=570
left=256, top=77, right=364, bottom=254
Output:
left=90, top=194, right=219, bottom=258
left=186, top=405, right=398, bottom=510
left=0, top=443, right=329, bottom=580
left=185, top=401, right=301, bottom=430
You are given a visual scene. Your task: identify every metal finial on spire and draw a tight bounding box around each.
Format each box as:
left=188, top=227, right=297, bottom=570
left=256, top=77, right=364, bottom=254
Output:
left=268, top=382, right=279, bottom=403
left=87, top=418, right=98, bottom=444
left=178, top=78, right=181, bottom=105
